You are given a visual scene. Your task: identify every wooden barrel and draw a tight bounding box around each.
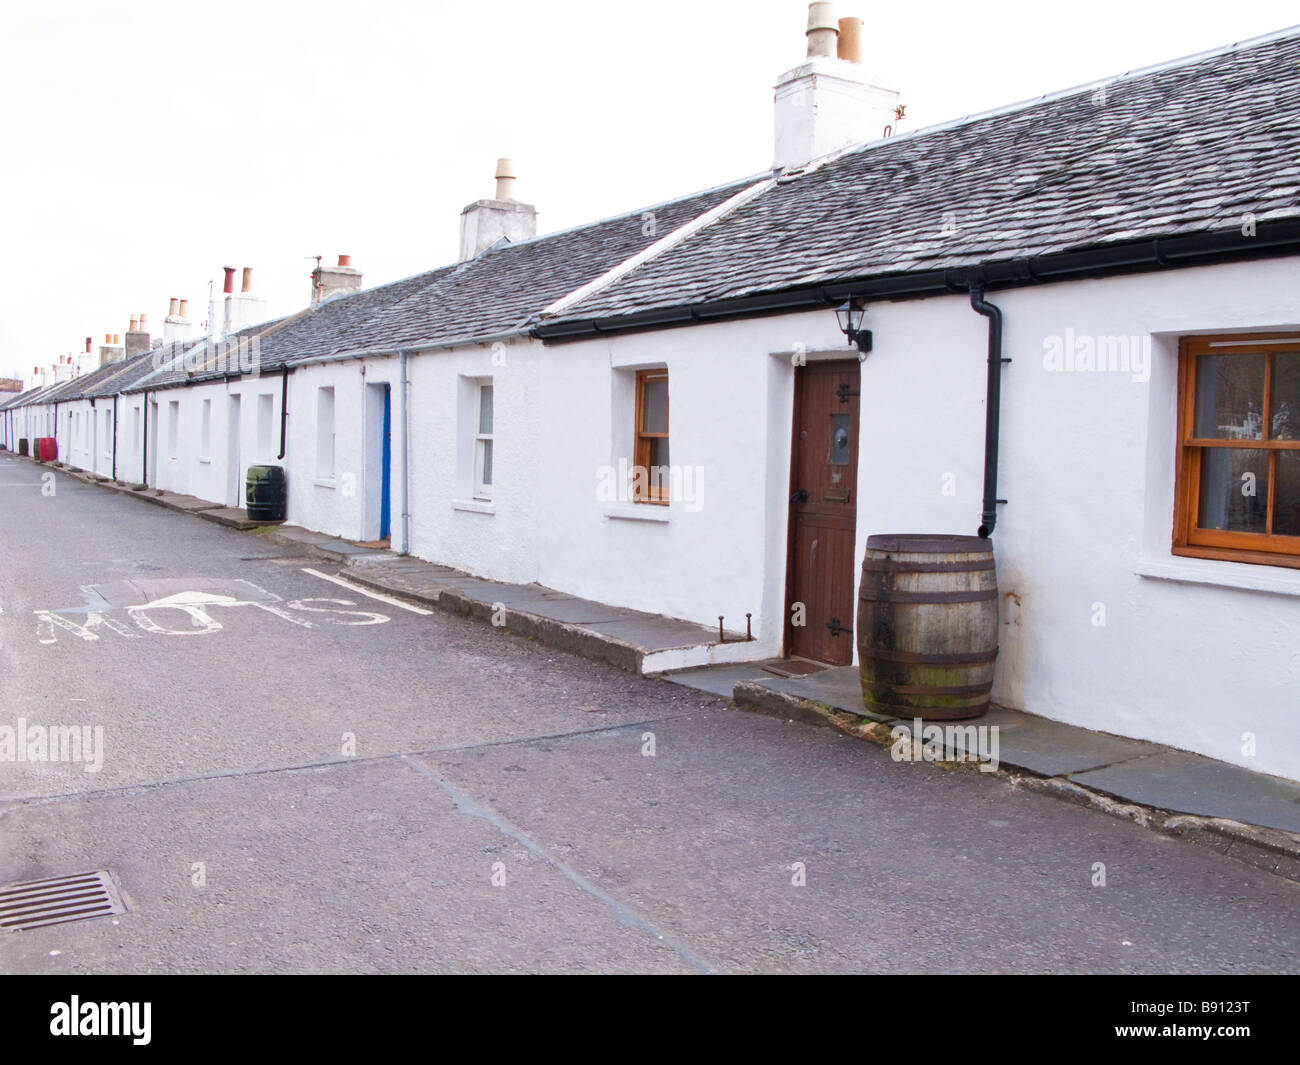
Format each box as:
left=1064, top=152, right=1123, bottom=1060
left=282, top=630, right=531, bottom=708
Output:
left=857, top=534, right=998, bottom=720
left=245, top=465, right=287, bottom=522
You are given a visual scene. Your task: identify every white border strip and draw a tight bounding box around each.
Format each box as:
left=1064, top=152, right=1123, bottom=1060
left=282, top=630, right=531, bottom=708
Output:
left=301, top=567, right=433, bottom=614
left=540, top=177, right=778, bottom=319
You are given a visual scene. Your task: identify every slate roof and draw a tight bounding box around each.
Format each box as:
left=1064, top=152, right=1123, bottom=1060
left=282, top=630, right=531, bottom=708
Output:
left=2, top=378, right=81, bottom=409
left=282, top=179, right=758, bottom=364
left=542, top=28, right=1300, bottom=326
left=0, top=387, right=39, bottom=411
left=84, top=350, right=170, bottom=397
left=123, top=178, right=757, bottom=388
left=127, top=324, right=288, bottom=392
left=53, top=353, right=158, bottom=401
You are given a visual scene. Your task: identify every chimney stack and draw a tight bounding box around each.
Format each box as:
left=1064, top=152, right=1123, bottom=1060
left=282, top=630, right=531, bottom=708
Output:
left=311, top=254, right=364, bottom=309
left=459, top=158, right=538, bottom=261
left=773, top=5, right=901, bottom=171
left=164, top=296, right=193, bottom=343
left=98, top=332, right=125, bottom=368
left=226, top=264, right=268, bottom=333
left=125, top=311, right=150, bottom=358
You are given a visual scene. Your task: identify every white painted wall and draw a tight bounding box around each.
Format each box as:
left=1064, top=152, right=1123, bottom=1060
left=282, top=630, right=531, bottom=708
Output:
left=284, top=358, right=400, bottom=541
left=122, top=374, right=287, bottom=505
left=31, top=253, right=1297, bottom=782
left=851, top=256, right=1300, bottom=782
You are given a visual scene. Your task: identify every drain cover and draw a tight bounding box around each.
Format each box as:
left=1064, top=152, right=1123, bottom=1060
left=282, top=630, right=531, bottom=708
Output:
left=0, top=871, right=126, bottom=931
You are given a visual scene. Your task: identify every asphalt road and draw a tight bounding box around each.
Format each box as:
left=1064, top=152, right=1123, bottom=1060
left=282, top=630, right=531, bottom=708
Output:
left=1, top=453, right=1298, bottom=974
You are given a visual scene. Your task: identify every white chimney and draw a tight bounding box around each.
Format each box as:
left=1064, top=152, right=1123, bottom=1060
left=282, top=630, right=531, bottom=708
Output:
left=227, top=265, right=269, bottom=331
left=311, top=255, right=364, bottom=309
left=164, top=297, right=193, bottom=343
left=458, top=158, right=538, bottom=261
left=773, top=4, right=901, bottom=172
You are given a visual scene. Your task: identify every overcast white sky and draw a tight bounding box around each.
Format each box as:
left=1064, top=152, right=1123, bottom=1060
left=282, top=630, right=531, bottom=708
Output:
left=2, top=0, right=1296, bottom=384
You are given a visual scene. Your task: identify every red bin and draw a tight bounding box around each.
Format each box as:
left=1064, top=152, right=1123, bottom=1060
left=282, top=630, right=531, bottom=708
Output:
left=36, top=437, right=58, bottom=462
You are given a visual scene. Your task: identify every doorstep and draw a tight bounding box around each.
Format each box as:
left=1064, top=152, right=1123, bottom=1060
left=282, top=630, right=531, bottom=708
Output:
left=345, top=555, right=765, bottom=676
left=703, top=662, right=1300, bottom=880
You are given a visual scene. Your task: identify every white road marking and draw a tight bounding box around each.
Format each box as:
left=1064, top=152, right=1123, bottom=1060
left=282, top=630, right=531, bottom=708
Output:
left=300, top=568, right=433, bottom=615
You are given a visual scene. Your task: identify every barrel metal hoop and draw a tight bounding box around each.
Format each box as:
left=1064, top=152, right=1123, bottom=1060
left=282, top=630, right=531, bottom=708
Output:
left=858, top=588, right=999, bottom=604
left=859, top=646, right=999, bottom=665
left=860, top=558, right=995, bottom=573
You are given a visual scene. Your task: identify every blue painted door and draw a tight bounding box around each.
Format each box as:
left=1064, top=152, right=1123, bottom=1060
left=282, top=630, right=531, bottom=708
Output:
left=380, top=385, right=392, bottom=540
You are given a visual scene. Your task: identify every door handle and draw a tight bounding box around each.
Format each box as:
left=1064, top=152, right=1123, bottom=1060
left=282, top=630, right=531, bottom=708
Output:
left=791, top=489, right=809, bottom=504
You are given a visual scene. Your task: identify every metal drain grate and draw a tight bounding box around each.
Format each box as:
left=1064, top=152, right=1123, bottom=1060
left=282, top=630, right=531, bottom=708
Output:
left=0, top=871, right=126, bottom=931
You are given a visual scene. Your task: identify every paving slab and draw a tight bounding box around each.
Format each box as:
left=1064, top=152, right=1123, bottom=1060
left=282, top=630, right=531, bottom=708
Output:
left=665, top=662, right=785, bottom=698
left=197, top=507, right=260, bottom=531
left=754, top=666, right=877, bottom=719
left=1070, top=750, right=1300, bottom=834
left=968, top=708, right=1164, bottom=776
left=159, top=493, right=223, bottom=512
left=583, top=615, right=727, bottom=652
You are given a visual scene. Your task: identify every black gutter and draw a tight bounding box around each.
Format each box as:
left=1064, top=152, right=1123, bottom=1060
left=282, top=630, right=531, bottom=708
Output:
left=969, top=286, right=1005, bottom=538
left=277, top=367, right=289, bottom=460
left=533, top=218, right=1300, bottom=342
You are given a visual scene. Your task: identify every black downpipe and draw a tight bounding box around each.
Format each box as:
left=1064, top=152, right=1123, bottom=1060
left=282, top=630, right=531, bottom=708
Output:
left=277, top=368, right=289, bottom=460
left=111, top=394, right=118, bottom=481
left=141, top=392, right=149, bottom=486
left=969, top=285, right=1006, bottom=539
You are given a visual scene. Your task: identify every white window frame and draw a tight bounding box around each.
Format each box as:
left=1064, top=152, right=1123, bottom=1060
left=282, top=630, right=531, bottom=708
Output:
left=315, top=386, right=336, bottom=483
left=168, top=401, right=180, bottom=460
left=473, top=380, right=493, bottom=501
left=199, top=398, right=212, bottom=462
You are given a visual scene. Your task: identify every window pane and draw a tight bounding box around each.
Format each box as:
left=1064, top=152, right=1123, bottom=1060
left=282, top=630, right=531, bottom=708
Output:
left=641, top=377, right=668, bottom=434
left=478, top=384, right=493, bottom=435
left=828, top=414, right=850, bottom=465
left=646, top=436, right=669, bottom=470
left=1275, top=452, right=1300, bottom=537
left=1269, top=351, right=1300, bottom=441
left=479, top=438, right=493, bottom=487
left=1194, top=354, right=1264, bottom=439
left=1197, top=447, right=1268, bottom=533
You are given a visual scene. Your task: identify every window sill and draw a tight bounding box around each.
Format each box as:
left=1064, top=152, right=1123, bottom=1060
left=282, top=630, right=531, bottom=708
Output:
left=453, top=499, right=496, bottom=515
left=1136, top=555, right=1300, bottom=597
left=603, top=503, right=670, bottom=523
left=314, top=477, right=336, bottom=489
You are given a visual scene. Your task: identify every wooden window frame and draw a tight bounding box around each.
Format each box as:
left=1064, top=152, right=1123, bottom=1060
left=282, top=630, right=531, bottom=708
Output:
left=633, top=369, right=669, bottom=504
left=1174, top=333, right=1300, bottom=569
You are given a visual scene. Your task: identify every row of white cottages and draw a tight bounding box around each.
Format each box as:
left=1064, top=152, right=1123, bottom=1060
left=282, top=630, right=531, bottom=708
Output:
left=5, top=21, right=1300, bottom=781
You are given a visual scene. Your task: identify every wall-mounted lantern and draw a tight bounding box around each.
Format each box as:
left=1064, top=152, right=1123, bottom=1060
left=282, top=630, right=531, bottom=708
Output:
left=835, top=300, right=872, bottom=353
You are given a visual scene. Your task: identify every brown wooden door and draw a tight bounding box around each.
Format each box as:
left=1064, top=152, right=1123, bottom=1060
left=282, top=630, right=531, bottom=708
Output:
left=785, top=360, right=860, bottom=665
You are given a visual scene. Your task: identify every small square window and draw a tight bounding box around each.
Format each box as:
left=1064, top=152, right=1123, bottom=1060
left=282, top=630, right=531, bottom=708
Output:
left=1175, top=334, right=1300, bottom=568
